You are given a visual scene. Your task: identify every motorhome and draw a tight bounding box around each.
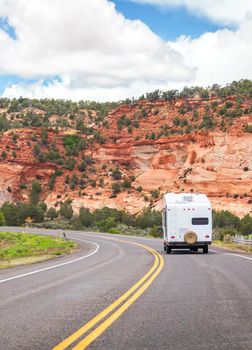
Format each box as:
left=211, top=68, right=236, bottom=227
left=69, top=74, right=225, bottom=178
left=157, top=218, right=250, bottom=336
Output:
left=162, top=193, right=212, bottom=253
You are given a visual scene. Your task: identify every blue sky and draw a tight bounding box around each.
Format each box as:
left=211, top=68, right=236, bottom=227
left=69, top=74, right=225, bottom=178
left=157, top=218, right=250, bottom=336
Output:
left=112, top=0, right=222, bottom=41
left=0, top=76, right=22, bottom=96
left=0, top=16, right=17, bottom=39
left=0, top=17, right=19, bottom=95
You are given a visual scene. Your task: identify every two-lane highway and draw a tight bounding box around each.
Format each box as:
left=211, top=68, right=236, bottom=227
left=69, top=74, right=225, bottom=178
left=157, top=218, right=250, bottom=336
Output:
left=0, top=227, right=251, bottom=350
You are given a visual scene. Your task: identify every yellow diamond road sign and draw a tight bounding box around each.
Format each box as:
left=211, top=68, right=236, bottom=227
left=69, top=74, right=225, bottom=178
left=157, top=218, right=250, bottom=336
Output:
left=25, top=216, right=33, bottom=224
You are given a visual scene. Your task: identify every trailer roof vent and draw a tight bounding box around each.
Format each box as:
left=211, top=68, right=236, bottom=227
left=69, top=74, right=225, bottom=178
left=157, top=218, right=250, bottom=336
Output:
left=182, top=195, right=193, bottom=202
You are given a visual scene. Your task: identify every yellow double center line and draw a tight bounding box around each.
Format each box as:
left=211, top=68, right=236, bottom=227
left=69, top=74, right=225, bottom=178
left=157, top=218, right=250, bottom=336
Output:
left=53, top=238, right=164, bottom=350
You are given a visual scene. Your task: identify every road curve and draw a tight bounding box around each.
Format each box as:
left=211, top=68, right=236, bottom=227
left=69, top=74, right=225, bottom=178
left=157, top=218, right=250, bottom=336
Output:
left=0, top=227, right=251, bottom=350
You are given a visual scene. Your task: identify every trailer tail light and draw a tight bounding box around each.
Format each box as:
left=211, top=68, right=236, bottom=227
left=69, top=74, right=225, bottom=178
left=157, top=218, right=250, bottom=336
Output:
left=171, top=236, right=176, bottom=239
left=205, top=235, right=210, bottom=238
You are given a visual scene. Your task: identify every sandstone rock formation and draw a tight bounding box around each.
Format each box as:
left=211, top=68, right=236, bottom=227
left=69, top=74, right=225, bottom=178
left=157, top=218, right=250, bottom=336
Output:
left=0, top=96, right=251, bottom=216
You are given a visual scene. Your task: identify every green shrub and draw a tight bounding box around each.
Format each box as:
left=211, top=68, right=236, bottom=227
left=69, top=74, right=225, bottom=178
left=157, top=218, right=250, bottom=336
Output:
left=48, top=174, right=56, bottom=190
left=78, top=161, right=86, bottom=172
left=79, top=207, right=92, bottom=227
left=240, top=214, right=252, bottom=235
left=1, top=202, right=19, bottom=225
left=122, top=179, right=131, bottom=189
left=65, top=175, right=70, bottom=184
left=108, top=228, right=120, bottom=234
left=150, top=189, right=160, bottom=199
left=181, top=118, right=188, bottom=126
left=97, top=217, right=116, bottom=232
left=46, top=207, right=58, bottom=220
left=244, top=124, right=252, bottom=133
left=38, top=202, right=47, bottom=213
left=111, top=168, right=122, bottom=180
left=22, top=204, right=44, bottom=223
left=33, top=143, right=41, bottom=157
left=70, top=174, right=79, bottom=190
left=213, top=227, right=238, bottom=240
left=173, top=117, right=180, bottom=126
left=149, top=226, right=162, bottom=238
left=30, top=181, right=42, bottom=205
left=41, top=128, right=48, bottom=145
left=1, top=151, right=7, bottom=159
left=178, top=106, right=186, bottom=115
left=213, top=210, right=240, bottom=228
left=0, top=212, right=5, bottom=226
left=60, top=200, right=73, bottom=220
left=64, top=158, right=76, bottom=170
left=112, top=182, right=121, bottom=194
left=225, top=101, right=233, bottom=109
left=219, top=107, right=226, bottom=115
left=63, top=135, right=85, bottom=156
left=135, top=208, right=161, bottom=229
left=141, top=108, right=147, bottom=118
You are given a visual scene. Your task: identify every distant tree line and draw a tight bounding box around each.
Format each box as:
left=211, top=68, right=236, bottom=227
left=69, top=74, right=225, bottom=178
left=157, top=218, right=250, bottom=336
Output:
left=0, top=195, right=251, bottom=239
left=142, top=79, right=252, bottom=101
left=213, top=210, right=252, bottom=239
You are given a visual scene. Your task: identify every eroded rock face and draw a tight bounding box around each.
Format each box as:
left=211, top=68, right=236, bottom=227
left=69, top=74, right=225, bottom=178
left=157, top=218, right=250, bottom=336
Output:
left=96, top=133, right=251, bottom=190
left=0, top=97, right=251, bottom=216
left=90, top=132, right=252, bottom=215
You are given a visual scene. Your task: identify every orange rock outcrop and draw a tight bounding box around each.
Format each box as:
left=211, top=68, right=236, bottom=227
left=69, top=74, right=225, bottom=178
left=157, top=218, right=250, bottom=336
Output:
left=0, top=97, right=251, bottom=216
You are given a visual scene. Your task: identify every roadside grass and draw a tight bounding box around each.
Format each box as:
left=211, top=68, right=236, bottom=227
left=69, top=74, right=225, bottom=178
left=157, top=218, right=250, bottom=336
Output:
left=213, top=240, right=252, bottom=253
left=0, top=231, right=76, bottom=268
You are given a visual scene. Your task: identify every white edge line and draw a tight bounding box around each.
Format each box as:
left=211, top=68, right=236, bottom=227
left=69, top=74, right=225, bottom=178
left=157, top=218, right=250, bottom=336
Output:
left=70, top=231, right=163, bottom=242
left=0, top=238, right=99, bottom=284
left=210, top=249, right=252, bottom=261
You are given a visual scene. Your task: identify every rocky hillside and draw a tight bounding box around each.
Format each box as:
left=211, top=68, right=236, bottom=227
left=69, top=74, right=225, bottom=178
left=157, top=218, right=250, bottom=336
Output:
left=0, top=81, right=252, bottom=216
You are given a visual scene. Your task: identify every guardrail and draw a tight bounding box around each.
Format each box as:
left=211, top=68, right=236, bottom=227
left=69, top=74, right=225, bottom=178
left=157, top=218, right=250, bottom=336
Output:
left=232, top=236, right=252, bottom=245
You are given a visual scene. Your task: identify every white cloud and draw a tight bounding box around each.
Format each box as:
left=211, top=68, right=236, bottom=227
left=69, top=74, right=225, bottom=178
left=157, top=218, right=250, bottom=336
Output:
left=169, top=19, right=252, bottom=87
left=130, top=1, right=252, bottom=25
left=1, top=0, right=252, bottom=101
left=0, top=0, right=193, bottom=100
left=3, top=76, right=178, bottom=101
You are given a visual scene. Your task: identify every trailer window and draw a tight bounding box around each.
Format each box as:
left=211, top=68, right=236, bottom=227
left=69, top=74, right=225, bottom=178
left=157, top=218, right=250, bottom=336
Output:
left=192, top=217, right=209, bottom=225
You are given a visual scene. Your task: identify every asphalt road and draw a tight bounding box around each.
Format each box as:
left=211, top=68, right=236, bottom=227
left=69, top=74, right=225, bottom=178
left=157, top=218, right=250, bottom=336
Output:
left=0, top=227, right=251, bottom=350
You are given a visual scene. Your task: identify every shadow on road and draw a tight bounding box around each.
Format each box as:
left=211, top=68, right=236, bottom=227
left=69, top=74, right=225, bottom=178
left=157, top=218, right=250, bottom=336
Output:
left=161, top=250, right=216, bottom=255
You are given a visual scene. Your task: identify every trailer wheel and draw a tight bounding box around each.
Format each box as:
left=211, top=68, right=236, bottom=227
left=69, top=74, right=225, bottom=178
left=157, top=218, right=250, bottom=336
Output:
left=184, top=231, right=197, bottom=244
left=203, top=245, right=208, bottom=254
left=164, top=244, right=167, bottom=252
left=166, top=247, right=171, bottom=254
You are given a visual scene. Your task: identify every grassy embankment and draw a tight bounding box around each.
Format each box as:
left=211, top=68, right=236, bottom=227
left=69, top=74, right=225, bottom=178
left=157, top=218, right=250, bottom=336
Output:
left=0, top=231, right=76, bottom=268
left=213, top=240, right=252, bottom=253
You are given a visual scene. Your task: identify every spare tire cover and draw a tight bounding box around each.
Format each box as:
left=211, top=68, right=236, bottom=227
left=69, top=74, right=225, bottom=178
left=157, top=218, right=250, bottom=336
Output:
left=184, top=231, right=197, bottom=244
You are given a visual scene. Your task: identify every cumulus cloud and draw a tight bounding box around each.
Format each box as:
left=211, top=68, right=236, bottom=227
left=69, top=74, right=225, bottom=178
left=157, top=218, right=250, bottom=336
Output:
left=1, top=0, right=252, bottom=100
left=0, top=0, right=193, bottom=100
left=130, top=0, right=252, bottom=25
left=169, top=19, right=252, bottom=87
left=131, top=0, right=252, bottom=87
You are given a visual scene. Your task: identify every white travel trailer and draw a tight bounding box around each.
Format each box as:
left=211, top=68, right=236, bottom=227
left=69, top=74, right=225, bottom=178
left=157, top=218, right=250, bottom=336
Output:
left=162, top=193, right=212, bottom=254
